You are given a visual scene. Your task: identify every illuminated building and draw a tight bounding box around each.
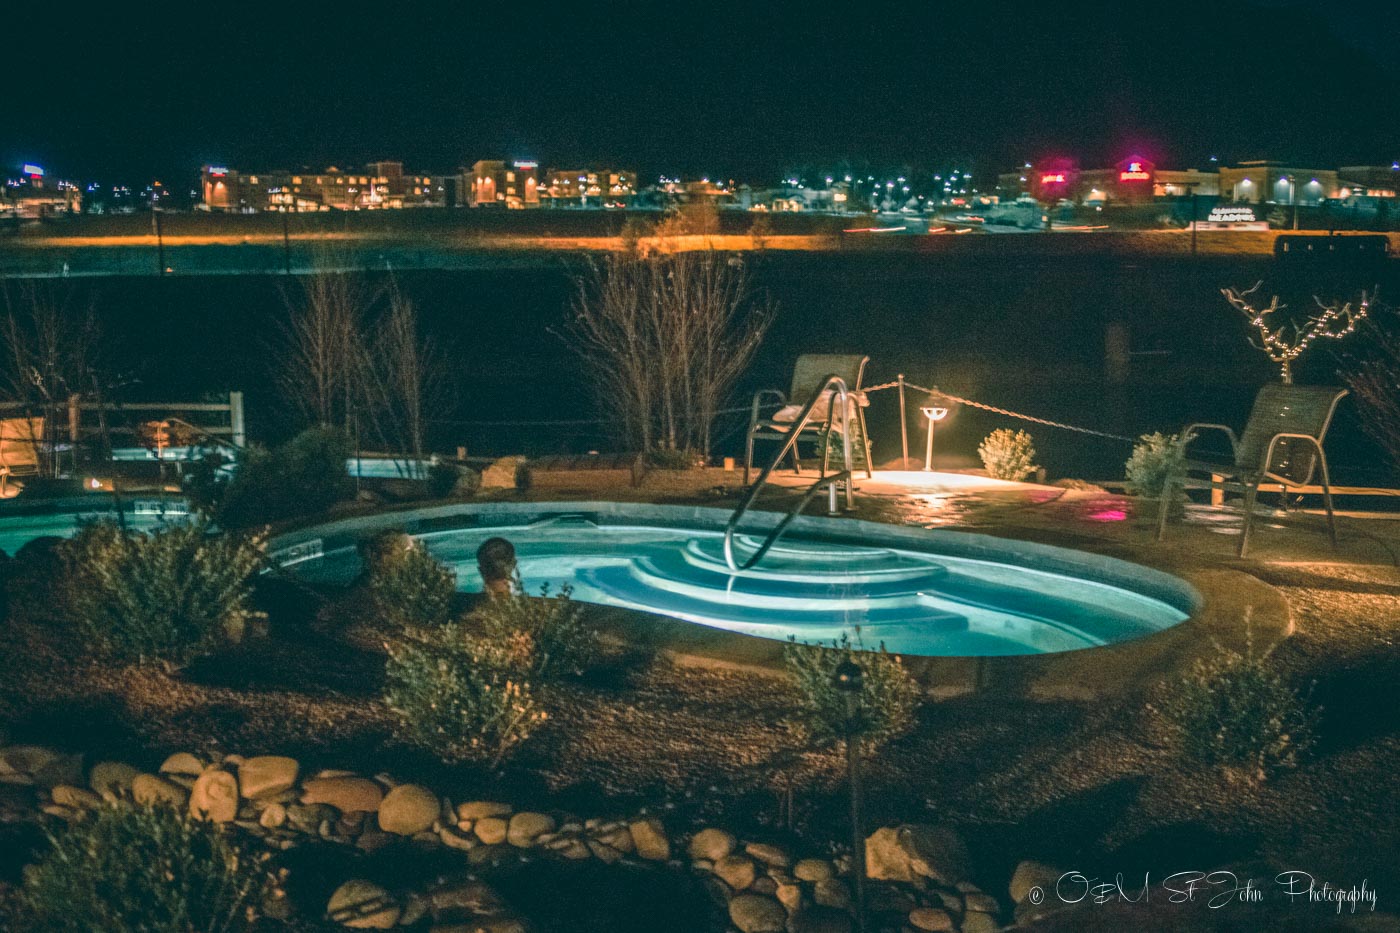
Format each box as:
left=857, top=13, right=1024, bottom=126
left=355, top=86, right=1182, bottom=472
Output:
left=465, top=161, right=540, bottom=208
left=1337, top=164, right=1400, bottom=199
left=1218, top=161, right=1338, bottom=205
left=1, top=164, right=82, bottom=218
left=998, top=158, right=1218, bottom=204
left=542, top=168, right=637, bottom=206
left=200, top=163, right=448, bottom=212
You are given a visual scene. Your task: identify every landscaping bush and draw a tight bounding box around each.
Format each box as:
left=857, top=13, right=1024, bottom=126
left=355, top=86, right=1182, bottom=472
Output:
left=17, top=801, right=273, bottom=933
left=205, top=427, right=354, bottom=530
left=427, top=460, right=478, bottom=498
left=978, top=428, right=1038, bottom=481
left=782, top=635, right=921, bottom=752
left=61, top=520, right=266, bottom=665
left=366, top=534, right=456, bottom=629
left=1151, top=628, right=1318, bottom=782
left=1125, top=431, right=1190, bottom=500
left=383, top=621, right=546, bottom=767
left=469, top=582, right=595, bottom=682
left=822, top=428, right=870, bottom=470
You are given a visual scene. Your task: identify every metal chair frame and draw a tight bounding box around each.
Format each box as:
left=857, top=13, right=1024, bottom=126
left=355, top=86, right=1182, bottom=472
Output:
left=1157, top=385, right=1347, bottom=557
left=744, top=354, right=874, bottom=485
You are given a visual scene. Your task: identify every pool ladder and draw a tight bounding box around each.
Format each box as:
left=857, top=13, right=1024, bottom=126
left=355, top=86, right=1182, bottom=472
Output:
left=723, top=374, right=857, bottom=572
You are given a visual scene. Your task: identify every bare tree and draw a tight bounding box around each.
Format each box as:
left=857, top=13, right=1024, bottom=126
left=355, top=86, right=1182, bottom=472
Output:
left=358, top=286, right=449, bottom=476
left=1, top=283, right=101, bottom=476
left=276, top=248, right=378, bottom=434
left=564, top=251, right=773, bottom=457
left=1221, top=281, right=1374, bottom=383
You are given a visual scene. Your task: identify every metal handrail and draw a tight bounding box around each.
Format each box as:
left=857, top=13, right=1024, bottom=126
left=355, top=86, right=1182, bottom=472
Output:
left=724, top=374, right=854, bottom=571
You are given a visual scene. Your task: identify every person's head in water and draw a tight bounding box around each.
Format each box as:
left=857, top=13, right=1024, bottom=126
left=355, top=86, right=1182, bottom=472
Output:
left=476, top=537, right=517, bottom=598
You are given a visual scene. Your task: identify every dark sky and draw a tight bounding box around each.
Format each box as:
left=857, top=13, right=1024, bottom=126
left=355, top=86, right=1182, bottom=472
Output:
left=5, top=0, right=1399, bottom=185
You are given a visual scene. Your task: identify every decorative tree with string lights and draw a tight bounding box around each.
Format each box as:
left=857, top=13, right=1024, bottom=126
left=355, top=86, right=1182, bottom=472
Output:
left=1220, top=282, right=1374, bottom=384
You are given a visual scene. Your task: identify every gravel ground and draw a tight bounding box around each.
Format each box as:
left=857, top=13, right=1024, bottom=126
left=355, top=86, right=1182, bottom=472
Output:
left=2, top=548, right=1399, bottom=928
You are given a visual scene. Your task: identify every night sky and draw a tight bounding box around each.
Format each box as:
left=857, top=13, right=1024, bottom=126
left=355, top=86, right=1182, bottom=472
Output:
left=6, top=0, right=1400, bottom=186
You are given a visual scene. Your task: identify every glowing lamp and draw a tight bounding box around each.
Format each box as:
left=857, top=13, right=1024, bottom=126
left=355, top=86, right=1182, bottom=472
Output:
left=920, top=406, right=949, bottom=472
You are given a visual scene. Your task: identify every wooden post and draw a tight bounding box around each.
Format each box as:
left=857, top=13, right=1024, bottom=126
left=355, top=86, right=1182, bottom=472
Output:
left=897, top=373, right=909, bottom=470
left=68, top=394, right=82, bottom=445
left=1211, top=473, right=1224, bottom=507
left=229, top=391, right=246, bottom=448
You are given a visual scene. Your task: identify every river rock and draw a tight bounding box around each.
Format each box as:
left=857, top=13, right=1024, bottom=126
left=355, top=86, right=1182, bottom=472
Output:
left=131, top=773, right=189, bottom=807
left=302, top=776, right=383, bottom=814
left=776, top=882, right=803, bottom=914
left=1010, top=859, right=1062, bottom=904
left=745, top=842, right=792, bottom=868
left=689, top=827, right=737, bottom=861
left=908, top=906, right=955, bottom=932
left=794, top=858, right=834, bottom=882
left=189, top=769, right=239, bottom=822
left=960, top=911, right=999, bottom=933
left=507, top=811, right=556, bottom=847
left=729, top=893, right=787, bottom=933
left=158, top=752, right=206, bottom=777
left=457, top=800, right=512, bottom=821
left=865, top=824, right=969, bottom=886
left=630, top=817, right=670, bottom=861
left=326, top=879, right=399, bottom=929
left=812, top=879, right=851, bottom=911
left=51, top=784, right=101, bottom=809
left=788, top=906, right=853, bottom=933
left=714, top=854, right=757, bottom=891
left=259, top=802, right=287, bottom=828
left=480, top=456, right=526, bottom=490
left=964, top=891, right=1000, bottom=914
left=377, top=784, right=439, bottom=835
left=238, top=756, right=299, bottom=799
left=88, top=760, right=140, bottom=795
left=474, top=816, right=508, bottom=844
left=0, top=746, right=82, bottom=788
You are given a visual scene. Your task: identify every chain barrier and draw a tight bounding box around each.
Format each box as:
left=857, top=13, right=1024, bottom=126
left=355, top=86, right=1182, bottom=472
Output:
left=865, top=379, right=1135, bottom=443
left=431, top=381, right=1133, bottom=443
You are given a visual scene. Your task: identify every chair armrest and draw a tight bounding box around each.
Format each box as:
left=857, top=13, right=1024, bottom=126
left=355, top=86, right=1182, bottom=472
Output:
left=1181, top=423, right=1238, bottom=458
left=749, top=389, right=786, bottom=426
left=1258, top=432, right=1326, bottom=483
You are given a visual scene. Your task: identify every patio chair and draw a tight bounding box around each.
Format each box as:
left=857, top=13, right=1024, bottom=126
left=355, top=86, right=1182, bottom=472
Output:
left=744, top=354, right=874, bottom=484
left=1156, top=384, right=1347, bottom=557
left=0, top=416, right=44, bottom=498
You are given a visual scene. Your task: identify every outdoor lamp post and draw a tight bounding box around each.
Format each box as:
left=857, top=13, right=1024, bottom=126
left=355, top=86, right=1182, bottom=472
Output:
left=921, top=405, right=949, bottom=471
left=833, top=658, right=867, bottom=933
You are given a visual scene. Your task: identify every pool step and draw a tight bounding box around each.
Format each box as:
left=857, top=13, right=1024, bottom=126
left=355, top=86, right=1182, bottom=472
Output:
left=683, top=536, right=942, bottom=583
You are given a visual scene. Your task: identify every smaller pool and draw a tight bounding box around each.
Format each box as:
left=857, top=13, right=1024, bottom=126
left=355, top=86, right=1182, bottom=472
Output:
left=280, top=503, right=1197, bottom=657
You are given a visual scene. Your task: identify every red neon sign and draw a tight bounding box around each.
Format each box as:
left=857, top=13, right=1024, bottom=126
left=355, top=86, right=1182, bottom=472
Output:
left=1040, top=173, right=1066, bottom=184
left=1119, top=161, right=1150, bottom=181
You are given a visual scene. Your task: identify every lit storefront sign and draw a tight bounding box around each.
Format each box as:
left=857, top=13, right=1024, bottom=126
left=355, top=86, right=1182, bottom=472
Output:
left=22, top=164, right=44, bottom=177
left=1040, top=173, right=1066, bottom=184
left=1119, top=161, right=1150, bottom=181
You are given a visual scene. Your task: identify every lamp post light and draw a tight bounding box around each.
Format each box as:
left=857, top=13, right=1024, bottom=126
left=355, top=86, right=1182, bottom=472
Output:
left=833, top=658, right=867, bottom=933
left=920, top=405, right=949, bottom=471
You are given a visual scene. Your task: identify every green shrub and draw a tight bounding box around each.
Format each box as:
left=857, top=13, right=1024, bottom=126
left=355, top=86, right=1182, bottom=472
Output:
left=207, top=427, right=354, bottom=530
left=782, top=635, right=922, bottom=753
left=978, top=428, right=1038, bottom=481
left=384, top=621, right=546, bottom=767
left=1125, top=431, right=1190, bottom=500
left=61, top=520, right=266, bottom=665
left=822, top=428, right=870, bottom=470
left=17, top=801, right=273, bottom=933
left=427, top=461, right=478, bottom=499
left=367, top=535, right=456, bottom=629
left=1151, top=629, right=1318, bottom=783
left=470, top=582, right=595, bottom=682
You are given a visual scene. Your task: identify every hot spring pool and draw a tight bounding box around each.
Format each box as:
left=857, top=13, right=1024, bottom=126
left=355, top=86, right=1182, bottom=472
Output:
left=277, top=502, right=1197, bottom=657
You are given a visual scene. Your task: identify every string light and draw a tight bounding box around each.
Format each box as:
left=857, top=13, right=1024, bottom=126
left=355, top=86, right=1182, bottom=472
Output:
left=1221, top=281, right=1375, bottom=383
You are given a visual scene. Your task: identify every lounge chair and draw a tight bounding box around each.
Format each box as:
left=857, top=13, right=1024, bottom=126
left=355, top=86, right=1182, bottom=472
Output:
left=1157, top=384, right=1347, bottom=557
left=744, top=354, right=874, bottom=484
left=0, top=417, right=44, bottom=497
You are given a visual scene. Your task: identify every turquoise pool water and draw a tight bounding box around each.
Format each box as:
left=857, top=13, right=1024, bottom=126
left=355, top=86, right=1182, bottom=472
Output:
left=285, top=507, right=1195, bottom=657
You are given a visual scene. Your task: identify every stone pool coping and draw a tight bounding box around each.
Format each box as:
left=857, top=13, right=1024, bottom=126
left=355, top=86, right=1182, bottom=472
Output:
left=264, top=500, right=1287, bottom=700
